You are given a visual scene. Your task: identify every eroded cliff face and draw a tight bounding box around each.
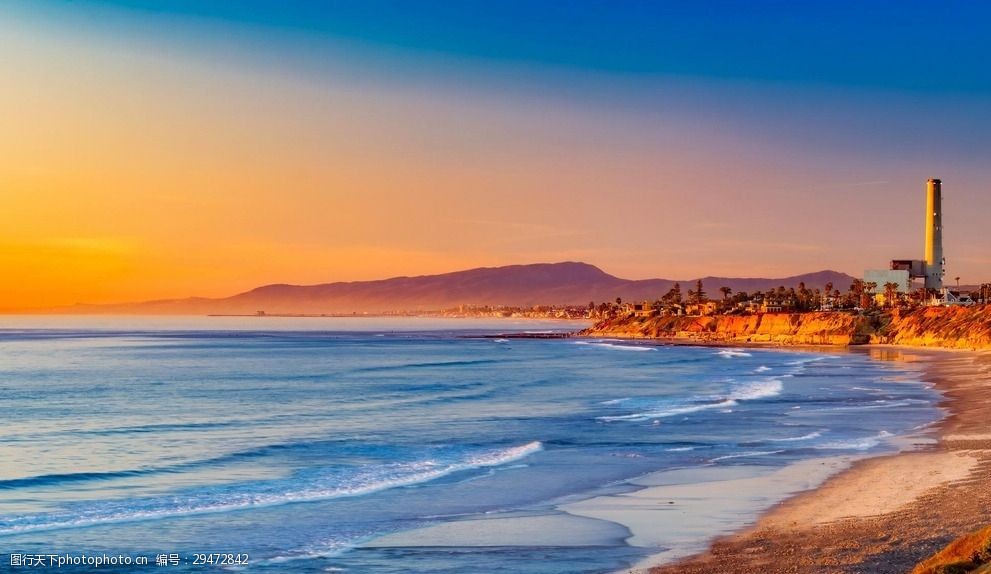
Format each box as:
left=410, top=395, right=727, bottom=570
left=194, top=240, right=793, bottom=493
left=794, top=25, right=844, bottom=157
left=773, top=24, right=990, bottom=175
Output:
left=580, top=312, right=868, bottom=345
left=876, top=307, right=991, bottom=349
left=581, top=307, right=991, bottom=349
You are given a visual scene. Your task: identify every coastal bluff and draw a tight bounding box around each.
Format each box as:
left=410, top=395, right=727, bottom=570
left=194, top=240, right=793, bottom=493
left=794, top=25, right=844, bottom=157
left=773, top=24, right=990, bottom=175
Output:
left=580, top=306, right=991, bottom=349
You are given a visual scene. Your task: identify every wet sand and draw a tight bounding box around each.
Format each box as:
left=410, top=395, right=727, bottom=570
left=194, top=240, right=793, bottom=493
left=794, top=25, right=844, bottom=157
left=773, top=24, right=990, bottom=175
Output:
left=644, top=348, right=991, bottom=574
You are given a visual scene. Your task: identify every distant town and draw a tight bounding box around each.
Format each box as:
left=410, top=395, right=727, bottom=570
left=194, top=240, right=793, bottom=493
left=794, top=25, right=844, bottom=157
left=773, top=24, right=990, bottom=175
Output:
left=440, top=278, right=991, bottom=321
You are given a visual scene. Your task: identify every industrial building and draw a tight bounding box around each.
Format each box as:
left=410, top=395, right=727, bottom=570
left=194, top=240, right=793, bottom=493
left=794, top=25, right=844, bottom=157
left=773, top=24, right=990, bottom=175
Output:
left=864, top=178, right=968, bottom=306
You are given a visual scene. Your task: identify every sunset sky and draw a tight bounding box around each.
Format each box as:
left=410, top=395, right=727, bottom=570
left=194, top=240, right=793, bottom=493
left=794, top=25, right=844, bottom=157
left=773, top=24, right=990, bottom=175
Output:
left=3, top=1, right=991, bottom=309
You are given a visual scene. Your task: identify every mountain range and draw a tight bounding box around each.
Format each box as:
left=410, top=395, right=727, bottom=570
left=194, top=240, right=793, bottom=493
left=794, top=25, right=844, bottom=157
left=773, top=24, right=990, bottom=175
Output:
left=58, top=262, right=856, bottom=315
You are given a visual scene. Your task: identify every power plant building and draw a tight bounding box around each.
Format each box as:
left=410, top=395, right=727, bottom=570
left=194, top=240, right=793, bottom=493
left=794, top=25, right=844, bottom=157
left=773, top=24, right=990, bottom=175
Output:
left=864, top=178, right=946, bottom=297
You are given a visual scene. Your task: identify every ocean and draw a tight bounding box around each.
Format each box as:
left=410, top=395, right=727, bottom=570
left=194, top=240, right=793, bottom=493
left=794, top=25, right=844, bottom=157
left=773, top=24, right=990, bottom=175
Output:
left=0, top=317, right=941, bottom=573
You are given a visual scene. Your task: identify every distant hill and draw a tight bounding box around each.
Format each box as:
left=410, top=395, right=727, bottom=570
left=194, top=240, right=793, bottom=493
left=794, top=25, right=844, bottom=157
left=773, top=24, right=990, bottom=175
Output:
left=56, top=262, right=857, bottom=315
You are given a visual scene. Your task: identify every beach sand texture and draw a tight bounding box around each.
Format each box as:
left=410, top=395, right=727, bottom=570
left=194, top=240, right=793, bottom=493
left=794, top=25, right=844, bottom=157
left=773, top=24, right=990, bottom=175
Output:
left=646, top=349, right=991, bottom=574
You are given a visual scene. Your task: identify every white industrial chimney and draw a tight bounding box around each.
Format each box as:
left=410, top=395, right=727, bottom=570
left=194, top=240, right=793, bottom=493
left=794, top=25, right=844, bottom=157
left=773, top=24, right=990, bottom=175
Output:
left=924, top=178, right=944, bottom=290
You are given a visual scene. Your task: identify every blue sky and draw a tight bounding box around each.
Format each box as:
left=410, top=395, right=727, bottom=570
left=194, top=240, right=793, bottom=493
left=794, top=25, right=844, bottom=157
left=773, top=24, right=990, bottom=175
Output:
left=27, top=0, right=991, bottom=92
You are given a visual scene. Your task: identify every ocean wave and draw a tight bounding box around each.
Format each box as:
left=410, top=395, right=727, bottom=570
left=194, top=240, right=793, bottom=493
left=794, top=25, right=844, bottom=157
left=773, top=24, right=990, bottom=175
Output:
left=783, top=355, right=831, bottom=375
left=717, top=349, right=752, bottom=358
left=0, top=442, right=543, bottom=535
left=815, top=431, right=893, bottom=451
left=710, top=450, right=784, bottom=462
left=850, top=386, right=886, bottom=393
left=599, top=398, right=630, bottom=405
left=729, top=378, right=784, bottom=401
left=573, top=341, right=656, bottom=351
left=352, top=359, right=502, bottom=373
left=767, top=431, right=823, bottom=442
left=259, top=537, right=358, bottom=565
left=0, top=437, right=423, bottom=491
left=754, top=365, right=772, bottom=373
left=786, top=356, right=829, bottom=365
left=801, top=399, right=928, bottom=413
left=0, top=469, right=154, bottom=490
left=597, top=399, right=739, bottom=422
left=597, top=377, right=785, bottom=422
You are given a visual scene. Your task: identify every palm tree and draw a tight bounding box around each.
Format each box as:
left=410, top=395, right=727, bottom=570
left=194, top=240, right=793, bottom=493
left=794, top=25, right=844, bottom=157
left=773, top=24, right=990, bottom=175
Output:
left=864, top=281, right=878, bottom=309
left=719, top=286, right=732, bottom=300
left=849, top=279, right=865, bottom=308
left=883, top=282, right=900, bottom=308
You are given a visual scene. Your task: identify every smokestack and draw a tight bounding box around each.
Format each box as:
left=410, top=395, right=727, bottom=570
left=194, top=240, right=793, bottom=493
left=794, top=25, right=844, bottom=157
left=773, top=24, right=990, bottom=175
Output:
left=924, top=178, right=943, bottom=290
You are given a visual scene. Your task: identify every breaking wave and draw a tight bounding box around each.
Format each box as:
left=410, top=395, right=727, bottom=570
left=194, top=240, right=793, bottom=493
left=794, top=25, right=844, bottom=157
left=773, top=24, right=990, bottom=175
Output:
left=0, top=442, right=543, bottom=535
left=574, top=341, right=656, bottom=351
left=598, top=378, right=785, bottom=422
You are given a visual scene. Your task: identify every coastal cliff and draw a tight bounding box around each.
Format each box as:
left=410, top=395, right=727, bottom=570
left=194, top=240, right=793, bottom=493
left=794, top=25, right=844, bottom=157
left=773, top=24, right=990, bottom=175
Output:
left=874, top=307, right=991, bottom=349
left=580, top=306, right=991, bottom=349
left=580, top=311, right=870, bottom=345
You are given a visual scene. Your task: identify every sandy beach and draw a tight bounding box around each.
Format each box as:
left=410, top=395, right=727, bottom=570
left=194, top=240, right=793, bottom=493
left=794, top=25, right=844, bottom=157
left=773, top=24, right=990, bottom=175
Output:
left=643, top=347, right=991, bottom=574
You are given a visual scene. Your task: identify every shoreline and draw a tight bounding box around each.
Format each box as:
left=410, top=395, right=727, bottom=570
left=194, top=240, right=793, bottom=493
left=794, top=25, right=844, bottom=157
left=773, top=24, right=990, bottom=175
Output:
left=359, top=340, right=961, bottom=573
left=561, top=455, right=870, bottom=572
left=638, top=346, right=991, bottom=574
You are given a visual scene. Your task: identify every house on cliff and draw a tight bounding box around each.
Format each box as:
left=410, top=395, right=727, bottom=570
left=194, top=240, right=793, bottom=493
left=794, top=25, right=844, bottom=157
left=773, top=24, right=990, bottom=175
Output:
left=685, top=301, right=718, bottom=316
left=632, top=301, right=657, bottom=318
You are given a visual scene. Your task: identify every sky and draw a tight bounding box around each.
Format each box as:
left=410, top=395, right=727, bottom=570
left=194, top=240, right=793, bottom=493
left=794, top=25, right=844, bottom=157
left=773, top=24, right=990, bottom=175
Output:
left=2, top=1, right=991, bottom=309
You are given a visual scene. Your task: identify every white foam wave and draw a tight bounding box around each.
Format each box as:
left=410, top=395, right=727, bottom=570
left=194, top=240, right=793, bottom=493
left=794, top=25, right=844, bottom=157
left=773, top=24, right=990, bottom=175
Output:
left=597, top=399, right=738, bottom=422
left=815, top=431, right=893, bottom=451
left=729, top=378, right=784, bottom=401
left=0, top=442, right=543, bottom=535
left=767, top=431, right=822, bottom=442
left=787, top=356, right=828, bottom=365
left=574, top=341, right=656, bottom=351
left=710, top=450, right=784, bottom=462
left=493, top=338, right=510, bottom=343
left=600, top=398, right=629, bottom=405
left=754, top=365, right=772, bottom=373
left=808, top=399, right=925, bottom=413
left=260, top=538, right=355, bottom=565
left=717, top=349, right=752, bottom=358
left=665, top=446, right=695, bottom=452
left=598, top=377, right=785, bottom=423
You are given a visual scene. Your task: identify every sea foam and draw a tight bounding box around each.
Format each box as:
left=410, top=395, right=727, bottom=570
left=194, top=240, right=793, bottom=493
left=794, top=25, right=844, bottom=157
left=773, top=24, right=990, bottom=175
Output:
left=0, top=442, right=543, bottom=535
left=717, top=349, right=752, bottom=358
left=815, top=431, right=893, bottom=451
left=574, top=341, right=656, bottom=351
left=598, top=377, right=785, bottom=423
left=730, top=378, right=784, bottom=401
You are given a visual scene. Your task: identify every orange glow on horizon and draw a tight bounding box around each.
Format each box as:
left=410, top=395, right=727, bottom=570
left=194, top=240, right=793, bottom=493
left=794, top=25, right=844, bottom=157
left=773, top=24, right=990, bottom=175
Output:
left=4, top=14, right=990, bottom=311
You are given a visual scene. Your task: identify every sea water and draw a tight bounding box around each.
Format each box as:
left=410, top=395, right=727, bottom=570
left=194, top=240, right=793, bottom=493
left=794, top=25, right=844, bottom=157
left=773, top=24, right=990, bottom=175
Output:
left=0, top=317, right=941, bottom=573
